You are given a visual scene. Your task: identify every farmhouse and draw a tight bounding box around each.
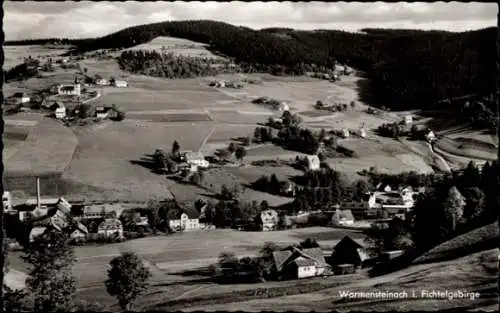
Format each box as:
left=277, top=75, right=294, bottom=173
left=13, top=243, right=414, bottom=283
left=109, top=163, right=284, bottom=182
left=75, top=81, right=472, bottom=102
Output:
left=404, top=115, right=413, bottom=125
left=331, top=236, right=374, bottom=268
left=260, top=209, right=279, bottom=231
left=95, top=78, right=109, bottom=86
left=331, top=209, right=354, bottom=226
left=272, top=247, right=331, bottom=280
left=12, top=92, right=31, bottom=105
left=3, top=192, right=13, bottom=212
left=55, top=102, right=66, bottom=119
left=280, top=181, right=295, bottom=197
left=357, top=127, right=367, bottom=138
left=111, top=79, right=128, bottom=88
left=306, top=155, right=320, bottom=171
left=57, top=84, right=81, bottom=96
left=167, top=205, right=201, bottom=232
left=71, top=228, right=87, bottom=241
left=278, top=101, right=290, bottom=112
left=426, top=130, right=436, bottom=142
left=97, top=218, right=124, bottom=238
left=95, top=106, right=111, bottom=119
left=340, top=128, right=350, bottom=138
left=80, top=203, right=125, bottom=220
left=184, top=152, right=209, bottom=168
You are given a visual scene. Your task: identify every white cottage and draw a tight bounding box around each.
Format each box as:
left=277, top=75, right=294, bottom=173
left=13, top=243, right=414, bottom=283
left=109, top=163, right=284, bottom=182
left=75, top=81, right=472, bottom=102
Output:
left=306, top=155, right=320, bottom=171
left=55, top=102, right=66, bottom=119
left=97, top=218, right=124, bottom=238
left=113, top=80, right=128, bottom=88
left=260, top=209, right=279, bottom=231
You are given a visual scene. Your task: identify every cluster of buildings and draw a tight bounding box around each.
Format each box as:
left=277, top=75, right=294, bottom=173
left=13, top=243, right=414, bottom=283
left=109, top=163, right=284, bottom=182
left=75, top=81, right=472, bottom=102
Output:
left=209, top=80, right=244, bottom=89
left=269, top=234, right=381, bottom=280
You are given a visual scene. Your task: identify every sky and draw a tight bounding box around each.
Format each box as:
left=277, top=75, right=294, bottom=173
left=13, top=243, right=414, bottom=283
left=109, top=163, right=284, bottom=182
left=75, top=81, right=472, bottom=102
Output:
left=4, top=1, right=498, bottom=41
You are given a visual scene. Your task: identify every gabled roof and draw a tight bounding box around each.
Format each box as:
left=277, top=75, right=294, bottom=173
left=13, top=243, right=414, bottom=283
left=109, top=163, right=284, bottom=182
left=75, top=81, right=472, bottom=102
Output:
left=272, top=250, right=293, bottom=271
left=274, top=247, right=329, bottom=271
left=167, top=201, right=200, bottom=220
left=334, top=235, right=366, bottom=251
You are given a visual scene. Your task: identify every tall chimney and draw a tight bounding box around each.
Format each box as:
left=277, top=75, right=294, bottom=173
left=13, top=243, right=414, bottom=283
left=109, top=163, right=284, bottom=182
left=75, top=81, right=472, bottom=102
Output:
left=36, top=177, right=41, bottom=210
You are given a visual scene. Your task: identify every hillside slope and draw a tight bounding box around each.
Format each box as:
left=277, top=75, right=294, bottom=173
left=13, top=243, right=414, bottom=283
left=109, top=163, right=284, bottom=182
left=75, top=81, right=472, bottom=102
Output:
left=413, top=222, right=498, bottom=265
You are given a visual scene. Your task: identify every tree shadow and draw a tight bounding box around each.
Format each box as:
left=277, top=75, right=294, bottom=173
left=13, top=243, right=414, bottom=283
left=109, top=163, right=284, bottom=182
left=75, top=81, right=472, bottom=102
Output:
left=129, top=154, right=164, bottom=174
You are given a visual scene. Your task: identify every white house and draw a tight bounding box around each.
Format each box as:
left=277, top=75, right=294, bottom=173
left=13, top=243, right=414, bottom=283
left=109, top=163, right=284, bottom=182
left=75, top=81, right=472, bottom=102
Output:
left=331, top=209, right=355, bottom=226
left=306, top=155, right=320, bottom=171
left=260, top=209, right=279, bottom=231
left=356, top=127, right=367, bottom=138
left=81, top=204, right=124, bottom=220
left=97, top=218, right=124, bottom=238
left=95, top=78, right=109, bottom=86
left=13, top=92, right=30, bottom=104
left=404, top=115, right=413, bottom=125
left=273, top=247, right=330, bottom=280
left=95, top=106, right=110, bottom=119
left=167, top=206, right=202, bottom=232
left=278, top=101, right=290, bottom=112
left=57, top=84, right=81, bottom=96
left=340, top=128, right=350, bottom=138
left=55, top=102, right=66, bottom=119
left=2, top=192, right=13, bottom=212
left=426, top=130, right=436, bottom=142
left=113, top=80, right=128, bottom=88
left=185, top=152, right=209, bottom=168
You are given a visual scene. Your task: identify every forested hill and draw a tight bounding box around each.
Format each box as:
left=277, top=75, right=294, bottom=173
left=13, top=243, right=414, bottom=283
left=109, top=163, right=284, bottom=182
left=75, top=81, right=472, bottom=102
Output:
left=6, top=21, right=497, bottom=120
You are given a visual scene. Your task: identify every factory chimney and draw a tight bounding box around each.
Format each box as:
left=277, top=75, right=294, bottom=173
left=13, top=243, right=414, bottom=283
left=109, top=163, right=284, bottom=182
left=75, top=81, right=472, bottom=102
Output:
left=36, top=177, right=41, bottom=210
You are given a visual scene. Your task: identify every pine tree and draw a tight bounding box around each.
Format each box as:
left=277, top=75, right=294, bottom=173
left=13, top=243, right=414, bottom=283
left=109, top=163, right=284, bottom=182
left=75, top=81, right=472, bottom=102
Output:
left=442, top=186, right=466, bottom=234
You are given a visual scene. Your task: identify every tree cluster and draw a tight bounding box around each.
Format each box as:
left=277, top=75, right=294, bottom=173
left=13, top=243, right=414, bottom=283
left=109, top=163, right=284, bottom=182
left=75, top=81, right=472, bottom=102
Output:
left=5, top=57, right=40, bottom=82
left=251, top=174, right=293, bottom=196
left=117, top=50, right=237, bottom=78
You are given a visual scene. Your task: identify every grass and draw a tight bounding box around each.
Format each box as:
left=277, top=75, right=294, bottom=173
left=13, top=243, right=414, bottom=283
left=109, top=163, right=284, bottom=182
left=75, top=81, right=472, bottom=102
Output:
left=206, top=124, right=256, bottom=143
left=61, top=121, right=213, bottom=201
left=5, top=118, right=78, bottom=175
left=435, top=137, right=497, bottom=161
left=99, top=88, right=235, bottom=111
left=299, top=110, right=335, bottom=118
left=127, top=113, right=213, bottom=123
left=124, top=36, right=226, bottom=60
left=413, top=222, right=498, bottom=264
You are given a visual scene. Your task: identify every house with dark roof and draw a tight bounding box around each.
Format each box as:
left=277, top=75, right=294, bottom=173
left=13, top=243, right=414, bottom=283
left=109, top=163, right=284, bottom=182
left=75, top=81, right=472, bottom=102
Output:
left=166, top=202, right=203, bottom=232
left=331, top=235, right=376, bottom=268
left=272, top=247, right=331, bottom=280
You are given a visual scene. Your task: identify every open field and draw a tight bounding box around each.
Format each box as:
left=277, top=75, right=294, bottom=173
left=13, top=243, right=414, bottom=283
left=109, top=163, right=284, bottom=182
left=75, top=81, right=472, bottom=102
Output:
left=4, top=45, right=71, bottom=69
left=127, top=112, right=213, bottom=123
left=61, top=121, right=214, bottom=201
left=206, top=124, right=256, bottom=143
left=124, top=36, right=227, bottom=60
left=435, top=137, right=497, bottom=161
left=181, top=249, right=497, bottom=312
left=5, top=118, right=78, bottom=175
left=99, top=88, right=236, bottom=111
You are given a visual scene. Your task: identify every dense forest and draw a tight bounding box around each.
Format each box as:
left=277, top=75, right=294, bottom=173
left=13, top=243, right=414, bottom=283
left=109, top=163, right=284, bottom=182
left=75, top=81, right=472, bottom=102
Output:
left=6, top=21, right=497, bottom=125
